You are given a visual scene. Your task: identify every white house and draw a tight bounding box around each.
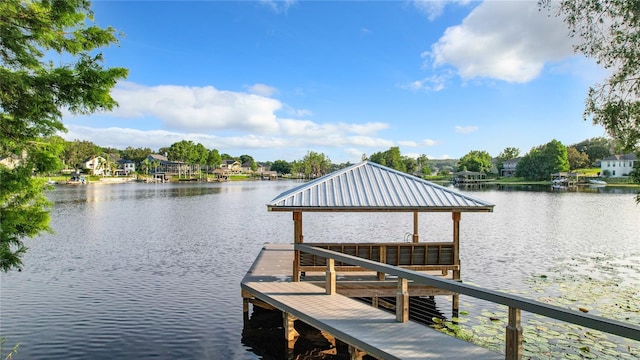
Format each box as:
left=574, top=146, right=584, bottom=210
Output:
left=117, top=159, right=136, bottom=175
left=600, top=154, right=637, bottom=177
left=82, top=156, right=107, bottom=175
left=501, top=157, right=521, bottom=177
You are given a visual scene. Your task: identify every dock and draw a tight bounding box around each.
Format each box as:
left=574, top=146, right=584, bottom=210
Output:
left=241, top=244, right=502, bottom=360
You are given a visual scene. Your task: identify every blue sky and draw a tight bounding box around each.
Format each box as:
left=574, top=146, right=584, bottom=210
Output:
left=62, top=0, right=609, bottom=163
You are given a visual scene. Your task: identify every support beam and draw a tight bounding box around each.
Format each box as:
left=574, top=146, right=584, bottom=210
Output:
left=452, top=211, right=461, bottom=317
left=349, top=345, right=366, bottom=360
left=396, top=277, right=409, bottom=322
left=283, top=312, right=299, bottom=345
left=506, top=307, right=523, bottom=360
left=326, top=258, right=336, bottom=295
left=293, top=211, right=302, bottom=282
left=412, top=211, right=419, bottom=242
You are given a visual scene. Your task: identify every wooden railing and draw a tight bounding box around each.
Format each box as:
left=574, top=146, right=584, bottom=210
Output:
left=299, top=242, right=458, bottom=276
left=295, top=244, right=640, bottom=360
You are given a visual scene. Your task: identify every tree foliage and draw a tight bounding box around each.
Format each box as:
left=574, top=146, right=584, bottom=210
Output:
left=457, top=150, right=493, bottom=173
left=296, top=151, right=331, bottom=178
left=541, top=0, right=640, bottom=151
left=270, top=160, right=292, bottom=175
left=566, top=146, right=591, bottom=170
left=516, top=139, right=570, bottom=180
left=0, top=0, right=127, bottom=271
left=368, top=146, right=407, bottom=172
left=568, top=136, right=615, bottom=164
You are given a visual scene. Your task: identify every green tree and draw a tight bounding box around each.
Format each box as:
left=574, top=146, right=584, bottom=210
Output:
left=0, top=0, right=127, bottom=272
left=368, top=146, right=406, bottom=172
left=300, top=151, right=331, bottom=178
left=542, top=0, right=640, bottom=151
left=457, top=150, right=493, bottom=173
left=270, top=160, right=292, bottom=175
left=206, top=149, right=221, bottom=168
left=570, top=137, right=615, bottom=164
left=121, top=146, right=153, bottom=164
left=516, top=140, right=570, bottom=180
left=63, top=139, right=100, bottom=171
left=566, top=147, right=591, bottom=170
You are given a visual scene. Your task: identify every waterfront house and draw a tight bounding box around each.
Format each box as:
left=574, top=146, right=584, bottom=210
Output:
left=221, top=160, right=242, bottom=173
left=501, top=157, right=520, bottom=177
left=117, top=159, right=136, bottom=175
left=600, top=153, right=637, bottom=177
left=82, top=156, right=107, bottom=176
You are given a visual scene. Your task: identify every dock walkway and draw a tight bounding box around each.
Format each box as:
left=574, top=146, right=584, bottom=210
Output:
left=241, top=244, right=502, bottom=360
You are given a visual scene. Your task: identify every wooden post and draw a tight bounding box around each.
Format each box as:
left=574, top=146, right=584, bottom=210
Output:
left=506, top=307, right=523, bottom=360
left=377, top=246, right=386, bottom=281
left=349, top=345, right=366, bottom=360
left=413, top=211, right=420, bottom=242
left=293, top=211, right=302, bottom=282
left=452, top=212, right=461, bottom=318
left=283, top=312, right=299, bottom=346
left=396, top=277, right=409, bottom=322
left=326, top=258, right=336, bottom=295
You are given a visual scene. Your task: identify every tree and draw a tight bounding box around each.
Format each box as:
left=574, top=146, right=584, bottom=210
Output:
left=516, top=139, right=570, bottom=180
left=300, top=151, right=331, bottom=178
left=270, top=160, right=291, bottom=175
left=570, top=137, right=615, bottom=164
left=206, top=149, right=221, bottom=168
left=369, top=146, right=406, bottom=172
left=541, top=0, right=640, bottom=151
left=457, top=150, right=493, bottom=173
left=0, top=0, right=127, bottom=272
left=566, top=147, right=591, bottom=170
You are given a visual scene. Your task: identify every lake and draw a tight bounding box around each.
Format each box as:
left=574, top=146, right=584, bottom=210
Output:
left=1, top=181, right=639, bottom=359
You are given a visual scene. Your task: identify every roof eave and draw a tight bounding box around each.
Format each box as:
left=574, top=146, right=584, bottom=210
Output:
left=267, top=205, right=495, bottom=213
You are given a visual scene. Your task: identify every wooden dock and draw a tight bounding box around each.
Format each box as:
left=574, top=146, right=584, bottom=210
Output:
left=241, top=244, right=503, bottom=360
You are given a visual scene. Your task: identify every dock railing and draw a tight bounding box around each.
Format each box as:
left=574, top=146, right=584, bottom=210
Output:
left=295, top=244, right=640, bottom=360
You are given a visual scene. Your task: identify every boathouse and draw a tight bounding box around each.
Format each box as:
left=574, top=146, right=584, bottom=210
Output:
left=242, top=161, right=500, bottom=358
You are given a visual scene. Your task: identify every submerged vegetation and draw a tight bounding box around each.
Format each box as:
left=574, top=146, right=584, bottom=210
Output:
left=432, top=253, right=640, bottom=359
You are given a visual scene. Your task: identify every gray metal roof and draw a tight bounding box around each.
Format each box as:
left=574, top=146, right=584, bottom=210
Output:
left=267, top=161, right=494, bottom=212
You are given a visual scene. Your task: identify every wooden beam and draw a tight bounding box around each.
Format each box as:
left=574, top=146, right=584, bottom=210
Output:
left=412, top=211, right=419, bottom=242
left=396, top=277, right=409, bottom=322
left=506, top=307, right=523, bottom=360
left=326, top=258, right=336, bottom=295
left=293, top=211, right=302, bottom=282
left=283, top=311, right=299, bottom=344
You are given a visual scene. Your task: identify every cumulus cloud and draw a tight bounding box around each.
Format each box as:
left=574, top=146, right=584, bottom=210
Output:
left=425, top=1, right=575, bottom=83
left=423, top=138, right=440, bottom=146
left=412, top=0, right=470, bottom=21
left=110, top=82, right=282, bottom=133
left=246, top=83, right=278, bottom=97
left=455, top=125, right=478, bottom=134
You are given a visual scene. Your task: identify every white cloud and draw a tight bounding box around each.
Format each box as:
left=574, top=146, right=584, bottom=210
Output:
left=246, top=83, right=278, bottom=97
left=109, top=82, right=282, bottom=133
left=398, top=140, right=418, bottom=147
left=423, top=138, right=440, bottom=146
left=455, top=125, right=478, bottom=134
left=426, top=1, right=576, bottom=83
left=412, top=0, right=470, bottom=21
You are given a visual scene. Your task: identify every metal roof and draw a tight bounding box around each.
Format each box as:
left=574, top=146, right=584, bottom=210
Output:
left=267, top=161, right=494, bottom=212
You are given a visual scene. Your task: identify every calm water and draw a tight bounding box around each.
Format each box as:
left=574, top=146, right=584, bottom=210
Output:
left=1, top=181, right=639, bottom=359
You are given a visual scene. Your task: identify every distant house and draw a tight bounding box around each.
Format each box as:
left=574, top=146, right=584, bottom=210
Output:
left=117, top=159, right=136, bottom=175
left=220, top=160, right=242, bottom=173
left=0, top=153, right=24, bottom=169
left=82, top=156, right=107, bottom=175
left=600, top=154, right=637, bottom=177
left=501, top=157, right=521, bottom=177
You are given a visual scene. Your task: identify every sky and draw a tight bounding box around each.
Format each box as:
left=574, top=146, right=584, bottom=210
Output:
left=61, top=0, right=611, bottom=164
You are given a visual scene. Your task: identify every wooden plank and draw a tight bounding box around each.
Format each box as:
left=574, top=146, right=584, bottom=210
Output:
left=242, top=280, right=502, bottom=360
